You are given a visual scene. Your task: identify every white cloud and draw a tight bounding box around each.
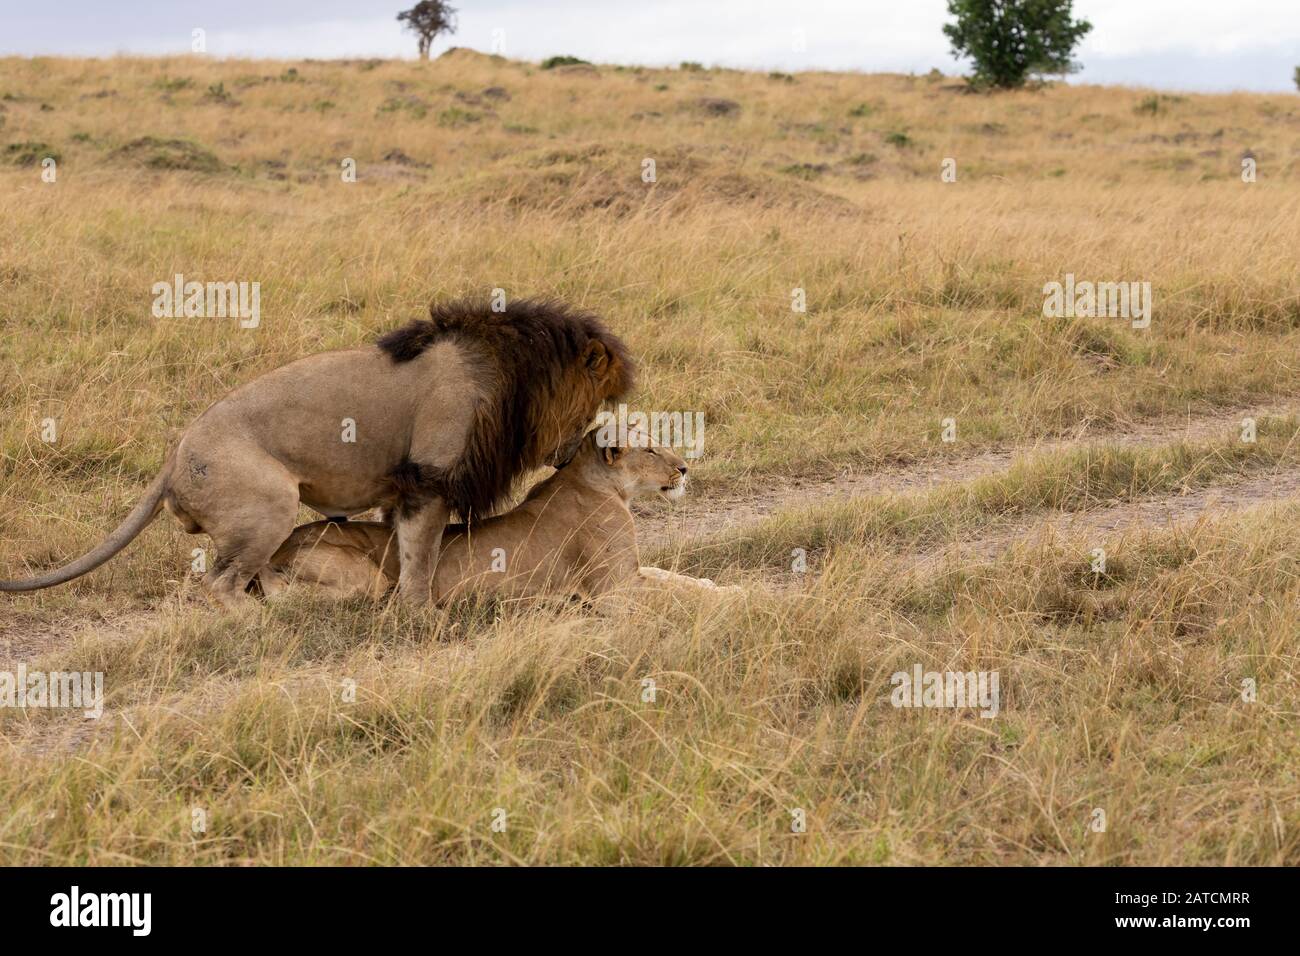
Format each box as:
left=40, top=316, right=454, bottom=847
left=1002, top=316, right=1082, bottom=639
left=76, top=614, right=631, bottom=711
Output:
left=202, top=19, right=409, bottom=59
left=1079, top=0, right=1298, bottom=56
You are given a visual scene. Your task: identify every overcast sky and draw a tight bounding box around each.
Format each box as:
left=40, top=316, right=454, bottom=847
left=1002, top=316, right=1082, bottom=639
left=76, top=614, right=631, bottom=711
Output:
left=2, top=0, right=1298, bottom=92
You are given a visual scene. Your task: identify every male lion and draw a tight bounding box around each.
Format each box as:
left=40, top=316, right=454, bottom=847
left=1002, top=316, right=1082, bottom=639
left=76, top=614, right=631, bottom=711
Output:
left=0, top=299, right=634, bottom=606
left=258, top=428, right=736, bottom=602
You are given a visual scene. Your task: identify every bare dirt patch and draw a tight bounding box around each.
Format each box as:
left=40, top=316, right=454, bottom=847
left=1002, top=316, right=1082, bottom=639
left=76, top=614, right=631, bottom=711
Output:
left=0, top=608, right=158, bottom=671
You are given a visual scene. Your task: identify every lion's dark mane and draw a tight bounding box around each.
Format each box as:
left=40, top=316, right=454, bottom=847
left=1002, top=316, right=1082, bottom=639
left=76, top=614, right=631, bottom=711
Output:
left=376, top=297, right=635, bottom=520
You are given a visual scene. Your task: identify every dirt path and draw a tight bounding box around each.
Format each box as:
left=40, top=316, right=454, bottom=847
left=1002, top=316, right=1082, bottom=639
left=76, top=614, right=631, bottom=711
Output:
left=2, top=401, right=1298, bottom=671
left=924, top=462, right=1300, bottom=568
left=636, top=400, right=1300, bottom=553
left=4, top=404, right=1300, bottom=756
left=0, top=608, right=153, bottom=673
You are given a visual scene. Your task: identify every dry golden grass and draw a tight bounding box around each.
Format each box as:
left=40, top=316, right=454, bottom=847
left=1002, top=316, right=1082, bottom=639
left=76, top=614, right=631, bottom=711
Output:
left=2, top=499, right=1297, bottom=865
left=1, top=51, right=1298, bottom=864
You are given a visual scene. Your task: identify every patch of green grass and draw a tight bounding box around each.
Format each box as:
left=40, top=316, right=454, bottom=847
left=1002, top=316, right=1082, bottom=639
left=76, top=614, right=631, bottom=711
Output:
left=779, top=162, right=827, bottom=180
left=1135, top=94, right=1186, bottom=115
left=204, top=81, right=235, bottom=105
left=436, top=106, right=480, bottom=127
left=151, top=76, right=193, bottom=93
left=377, top=95, right=428, bottom=119
left=4, top=141, right=59, bottom=166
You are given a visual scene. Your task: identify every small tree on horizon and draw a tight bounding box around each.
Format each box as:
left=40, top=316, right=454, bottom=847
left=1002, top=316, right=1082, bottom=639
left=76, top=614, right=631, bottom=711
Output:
left=397, top=1, right=458, bottom=61
left=943, top=0, right=1092, bottom=90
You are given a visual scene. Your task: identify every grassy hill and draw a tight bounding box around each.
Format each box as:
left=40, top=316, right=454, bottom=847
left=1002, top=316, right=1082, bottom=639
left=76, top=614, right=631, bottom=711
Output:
left=2, top=52, right=1298, bottom=489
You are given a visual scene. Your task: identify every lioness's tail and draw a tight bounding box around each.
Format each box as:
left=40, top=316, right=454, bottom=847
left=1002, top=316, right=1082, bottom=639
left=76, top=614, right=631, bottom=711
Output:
left=0, top=467, right=170, bottom=592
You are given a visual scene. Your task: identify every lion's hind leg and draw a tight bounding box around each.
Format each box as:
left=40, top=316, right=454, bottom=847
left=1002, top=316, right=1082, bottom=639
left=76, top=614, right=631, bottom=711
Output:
left=185, top=457, right=299, bottom=609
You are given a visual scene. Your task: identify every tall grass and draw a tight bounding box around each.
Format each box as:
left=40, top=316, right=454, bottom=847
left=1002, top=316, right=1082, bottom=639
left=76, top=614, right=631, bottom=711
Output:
left=2, top=501, right=1298, bottom=864
left=1, top=52, right=1299, bottom=864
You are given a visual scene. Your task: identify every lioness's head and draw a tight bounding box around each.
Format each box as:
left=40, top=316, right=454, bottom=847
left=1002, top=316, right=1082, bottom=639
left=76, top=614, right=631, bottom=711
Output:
left=587, top=427, right=689, bottom=501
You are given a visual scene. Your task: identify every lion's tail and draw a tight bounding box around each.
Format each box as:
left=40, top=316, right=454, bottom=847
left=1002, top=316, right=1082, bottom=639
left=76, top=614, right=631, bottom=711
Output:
left=0, top=464, right=170, bottom=593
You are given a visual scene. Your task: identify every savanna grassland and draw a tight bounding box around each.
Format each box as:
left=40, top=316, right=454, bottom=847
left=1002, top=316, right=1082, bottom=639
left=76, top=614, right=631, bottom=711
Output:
left=1, top=49, right=1299, bottom=864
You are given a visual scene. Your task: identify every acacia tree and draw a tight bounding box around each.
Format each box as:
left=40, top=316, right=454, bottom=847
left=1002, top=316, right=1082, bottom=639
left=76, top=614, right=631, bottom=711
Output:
left=397, top=1, right=458, bottom=60
left=943, top=0, right=1092, bottom=89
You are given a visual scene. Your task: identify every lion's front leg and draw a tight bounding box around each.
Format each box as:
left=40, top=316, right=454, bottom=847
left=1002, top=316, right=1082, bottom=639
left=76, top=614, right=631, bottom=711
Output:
left=395, top=498, right=450, bottom=604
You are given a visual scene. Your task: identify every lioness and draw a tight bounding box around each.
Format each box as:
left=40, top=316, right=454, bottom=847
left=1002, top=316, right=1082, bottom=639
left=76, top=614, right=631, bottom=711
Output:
left=0, top=299, right=633, bottom=606
left=260, top=428, right=734, bottom=602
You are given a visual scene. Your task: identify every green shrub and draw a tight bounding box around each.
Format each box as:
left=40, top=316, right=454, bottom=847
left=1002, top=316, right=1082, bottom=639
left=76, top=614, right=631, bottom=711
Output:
left=152, top=76, right=193, bottom=93
left=113, top=136, right=223, bottom=173
left=4, top=141, right=59, bottom=166
left=541, top=55, right=590, bottom=70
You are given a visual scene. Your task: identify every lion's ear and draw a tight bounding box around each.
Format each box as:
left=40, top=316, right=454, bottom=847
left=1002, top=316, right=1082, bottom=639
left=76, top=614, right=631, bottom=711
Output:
left=584, top=339, right=609, bottom=377
left=602, top=443, right=625, bottom=466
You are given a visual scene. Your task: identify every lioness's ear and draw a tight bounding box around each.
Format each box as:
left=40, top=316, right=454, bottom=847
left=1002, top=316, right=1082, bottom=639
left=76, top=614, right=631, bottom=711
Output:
left=602, top=444, right=625, bottom=465
left=584, top=339, right=609, bottom=377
